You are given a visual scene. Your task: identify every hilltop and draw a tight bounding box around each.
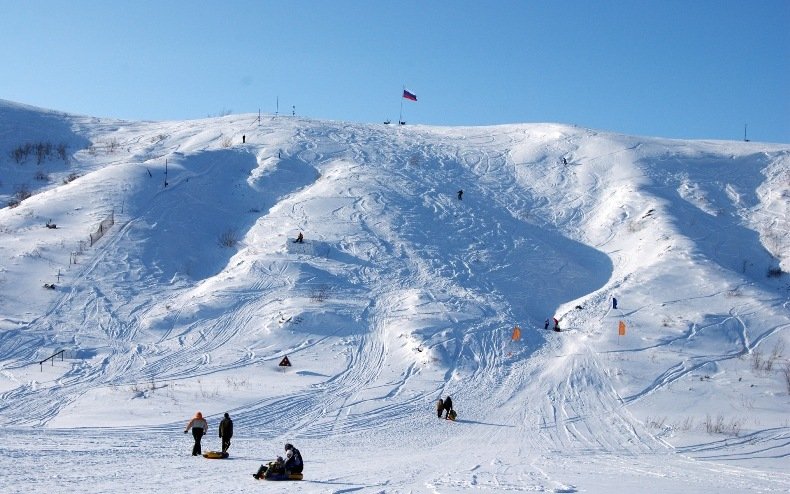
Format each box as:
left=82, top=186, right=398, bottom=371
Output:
left=0, top=99, right=788, bottom=493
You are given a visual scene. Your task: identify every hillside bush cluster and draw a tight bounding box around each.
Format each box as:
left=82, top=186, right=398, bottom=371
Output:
left=10, top=141, right=69, bottom=164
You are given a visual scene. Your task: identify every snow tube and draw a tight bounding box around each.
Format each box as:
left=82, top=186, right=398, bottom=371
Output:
left=260, top=472, right=303, bottom=481
left=203, top=451, right=229, bottom=459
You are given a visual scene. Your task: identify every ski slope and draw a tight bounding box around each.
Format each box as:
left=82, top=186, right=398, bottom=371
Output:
left=0, top=99, right=788, bottom=493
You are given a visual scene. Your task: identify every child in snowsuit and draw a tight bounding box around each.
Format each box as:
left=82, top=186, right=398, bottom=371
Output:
left=184, top=411, right=208, bottom=456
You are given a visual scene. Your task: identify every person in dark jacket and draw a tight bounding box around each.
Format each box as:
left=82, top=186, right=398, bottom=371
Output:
left=218, top=412, right=233, bottom=452
left=442, top=396, right=453, bottom=419
left=284, top=443, right=303, bottom=474
left=457, top=189, right=463, bottom=200
left=436, top=398, right=444, bottom=418
left=184, top=411, right=208, bottom=456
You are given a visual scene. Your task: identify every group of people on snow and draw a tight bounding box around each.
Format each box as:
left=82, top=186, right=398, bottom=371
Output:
left=184, top=411, right=234, bottom=456
left=253, top=443, right=303, bottom=479
left=184, top=411, right=303, bottom=479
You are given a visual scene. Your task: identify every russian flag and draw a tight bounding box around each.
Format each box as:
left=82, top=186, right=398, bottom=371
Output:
left=402, top=89, right=417, bottom=101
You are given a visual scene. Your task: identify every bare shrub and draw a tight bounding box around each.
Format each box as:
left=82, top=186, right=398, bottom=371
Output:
left=767, top=267, right=783, bottom=278
left=310, top=284, right=332, bottom=303
left=57, top=142, right=68, bottom=161
left=644, top=416, right=667, bottom=430
left=11, top=143, right=33, bottom=163
left=704, top=414, right=742, bottom=436
left=751, top=349, right=763, bottom=371
left=106, top=138, right=119, bottom=154
left=14, top=184, right=32, bottom=202
left=34, top=170, right=49, bottom=182
left=63, top=173, right=80, bottom=184
left=218, top=228, right=239, bottom=247
left=36, top=142, right=52, bottom=164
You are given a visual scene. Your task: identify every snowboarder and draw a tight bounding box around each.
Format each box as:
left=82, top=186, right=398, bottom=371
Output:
left=294, top=232, right=304, bottom=243
left=184, top=411, right=208, bottom=456
left=242, top=134, right=246, bottom=144
left=442, top=396, right=454, bottom=419
left=457, top=189, right=463, bottom=200
left=612, top=297, right=618, bottom=309
left=436, top=398, right=444, bottom=418
left=544, top=318, right=550, bottom=330
left=553, top=317, right=560, bottom=332
left=218, top=412, right=233, bottom=453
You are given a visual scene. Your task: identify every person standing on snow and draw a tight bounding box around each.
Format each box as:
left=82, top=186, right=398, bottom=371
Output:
left=442, top=396, right=454, bottom=419
left=219, top=412, right=233, bottom=453
left=436, top=398, right=445, bottom=418
left=184, top=411, right=208, bottom=456
left=457, top=189, right=463, bottom=200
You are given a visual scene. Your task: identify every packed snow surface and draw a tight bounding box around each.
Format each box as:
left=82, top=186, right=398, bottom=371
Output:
left=0, top=99, right=788, bottom=493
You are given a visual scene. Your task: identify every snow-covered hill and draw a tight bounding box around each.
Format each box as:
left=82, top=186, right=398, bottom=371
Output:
left=0, top=99, right=788, bottom=493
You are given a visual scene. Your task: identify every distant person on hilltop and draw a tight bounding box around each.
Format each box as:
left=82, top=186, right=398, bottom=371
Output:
left=612, top=297, right=618, bottom=310
left=184, top=411, right=208, bottom=456
left=457, top=189, right=463, bottom=200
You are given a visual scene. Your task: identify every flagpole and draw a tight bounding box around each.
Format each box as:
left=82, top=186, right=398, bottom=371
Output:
left=399, top=86, right=404, bottom=125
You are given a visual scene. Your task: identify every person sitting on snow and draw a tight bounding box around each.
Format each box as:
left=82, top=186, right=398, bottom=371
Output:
left=253, top=443, right=303, bottom=479
left=284, top=443, right=303, bottom=474
left=253, top=456, right=284, bottom=479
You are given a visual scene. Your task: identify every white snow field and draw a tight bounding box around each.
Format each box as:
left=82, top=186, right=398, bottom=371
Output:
left=0, top=99, right=788, bottom=493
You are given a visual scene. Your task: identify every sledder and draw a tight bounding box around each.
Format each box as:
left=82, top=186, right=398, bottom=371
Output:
left=253, top=443, right=304, bottom=481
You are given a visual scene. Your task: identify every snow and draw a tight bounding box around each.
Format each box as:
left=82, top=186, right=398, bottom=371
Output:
left=0, top=98, right=788, bottom=493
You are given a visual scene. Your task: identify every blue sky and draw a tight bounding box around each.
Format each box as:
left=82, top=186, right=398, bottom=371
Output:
left=2, top=0, right=788, bottom=142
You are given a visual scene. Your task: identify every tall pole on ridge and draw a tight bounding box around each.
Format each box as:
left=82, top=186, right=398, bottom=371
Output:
left=399, top=86, right=404, bottom=125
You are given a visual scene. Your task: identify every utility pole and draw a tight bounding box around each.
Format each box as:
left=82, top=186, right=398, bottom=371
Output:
left=744, top=124, right=749, bottom=142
